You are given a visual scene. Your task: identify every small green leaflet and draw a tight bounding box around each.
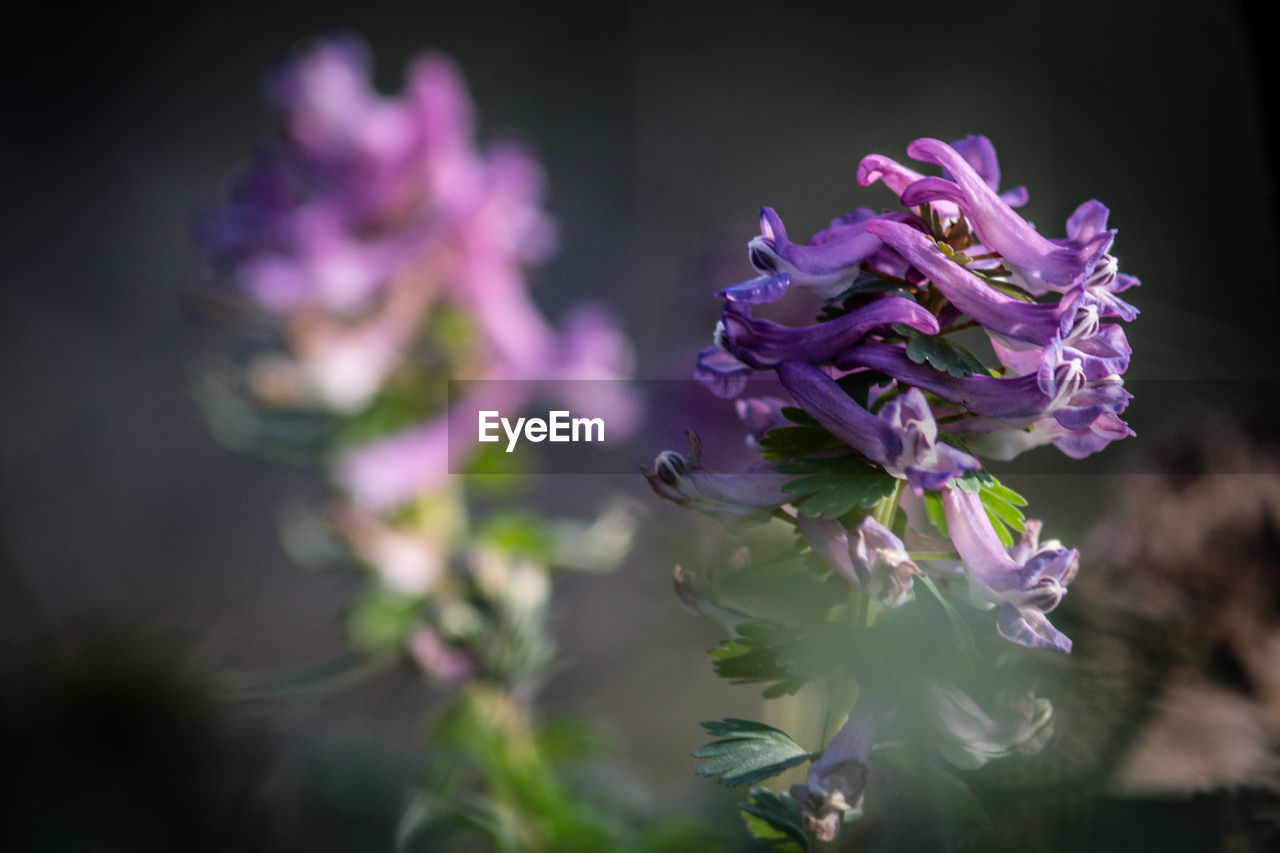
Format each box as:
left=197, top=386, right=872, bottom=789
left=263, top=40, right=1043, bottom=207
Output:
left=779, top=467, right=897, bottom=518
left=758, top=425, right=844, bottom=460
left=708, top=629, right=806, bottom=698
left=780, top=406, right=819, bottom=426
left=693, top=719, right=815, bottom=787
left=836, top=370, right=890, bottom=409
left=891, top=323, right=987, bottom=378
left=740, top=788, right=811, bottom=852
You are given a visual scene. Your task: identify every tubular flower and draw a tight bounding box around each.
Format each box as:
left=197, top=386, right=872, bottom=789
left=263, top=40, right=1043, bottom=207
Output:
left=796, top=514, right=922, bottom=609
left=790, top=701, right=878, bottom=842
left=777, top=361, right=980, bottom=494
left=897, top=138, right=1114, bottom=295
left=942, top=488, right=1078, bottom=653
left=643, top=434, right=791, bottom=529
left=925, top=681, right=1055, bottom=770
left=714, top=296, right=939, bottom=371
left=744, top=207, right=887, bottom=299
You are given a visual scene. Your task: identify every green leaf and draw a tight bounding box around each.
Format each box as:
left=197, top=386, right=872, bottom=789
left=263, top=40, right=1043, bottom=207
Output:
left=708, top=634, right=806, bottom=696
left=780, top=406, right=819, bottom=427
left=948, top=468, right=993, bottom=494
left=983, top=477, right=1028, bottom=507
left=781, top=470, right=898, bottom=518
left=694, top=719, right=814, bottom=787
left=774, top=456, right=876, bottom=476
left=836, top=370, right=890, bottom=409
left=986, top=509, right=1014, bottom=547
left=979, top=489, right=1025, bottom=533
left=740, top=788, right=810, bottom=852
left=758, top=425, right=845, bottom=460
left=829, top=274, right=916, bottom=302
left=902, top=331, right=989, bottom=378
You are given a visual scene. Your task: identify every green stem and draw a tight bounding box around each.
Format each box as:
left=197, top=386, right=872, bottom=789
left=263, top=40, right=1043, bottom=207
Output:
left=872, top=479, right=905, bottom=529
left=908, top=550, right=960, bottom=561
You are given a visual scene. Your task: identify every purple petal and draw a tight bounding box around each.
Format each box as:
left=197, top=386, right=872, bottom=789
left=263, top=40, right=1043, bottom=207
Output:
left=903, top=138, right=1113, bottom=294
left=695, top=346, right=753, bottom=398
left=718, top=297, right=938, bottom=369
left=716, top=273, right=793, bottom=304
left=796, top=514, right=864, bottom=587
left=644, top=445, right=790, bottom=529
left=736, top=396, right=790, bottom=442
left=949, top=135, right=1002, bottom=191
left=864, top=218, right=1072, bottom=344
left=776, top=361, right=901, bottom=464
left=996, top=604, right=1073, bottom=654
left=747, top=208, right=885, bottom=296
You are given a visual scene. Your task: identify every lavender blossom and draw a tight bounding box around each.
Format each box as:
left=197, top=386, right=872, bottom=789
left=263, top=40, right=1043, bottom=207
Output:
left=896, top=138, right=1114, bottom=294
left=942, top=488, right=1078, bottom=653
left=715, top=297, right=938, bottom=370
left=777, top=362, right=981, bottom=494
left=644, top=434, right=791, bottom=529
left=796, top=514, right=922, bottom=608
left=743, top=207, right=887, bottom=299
left=839, top=341, right=1132, bottom=436
left=790, top=701, right=878, bottom=842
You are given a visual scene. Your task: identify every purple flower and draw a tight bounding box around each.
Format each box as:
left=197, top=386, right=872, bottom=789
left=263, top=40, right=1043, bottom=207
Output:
left=941, top=488, right=1078, bottom=653
left=1060, top=200, right=1140, bottom=321
left=838, top=341, right=1131, bottom=435
left=948, top=404, right=1134, bottom=460
left=796, top=514, right=921, bottom=609
left=857, top=134, right=1029, bottom=217
left=790, top=700, right=878, bottom=842
left=716, top=272, right=793, bottom=305
left=715, top=296, right=939, bottom=370
left=776, top=362, right=981, bottom=494
left=745, top=207, right=886, bottom=299
left=735, top=396, right=791, bottom=444
left=644, top=434, right=791, bottom=529
left=863, top=217, right=1078, bottom=346
left=695, top=346, right=755, bottom=399
left=897, top=138, right=1114, bottom=294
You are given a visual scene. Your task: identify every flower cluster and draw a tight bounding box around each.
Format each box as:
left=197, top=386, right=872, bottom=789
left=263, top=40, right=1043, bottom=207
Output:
left=648, top=135, right=1136, bottom=845
left=199, top=35, right=636, bottom=684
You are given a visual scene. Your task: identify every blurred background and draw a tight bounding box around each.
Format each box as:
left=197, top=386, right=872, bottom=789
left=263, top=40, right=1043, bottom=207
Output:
left=2, top=0, right=1277, bottom=848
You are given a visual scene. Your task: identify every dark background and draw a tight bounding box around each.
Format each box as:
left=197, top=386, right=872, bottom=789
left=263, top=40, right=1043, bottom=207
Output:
left=2, top=0, right=1277, bottom=843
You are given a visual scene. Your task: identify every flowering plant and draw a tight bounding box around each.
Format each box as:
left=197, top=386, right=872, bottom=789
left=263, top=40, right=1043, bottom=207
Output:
left=648, top=135, right=1136, bottom=847
left=198, top=36, right=644, bottom=850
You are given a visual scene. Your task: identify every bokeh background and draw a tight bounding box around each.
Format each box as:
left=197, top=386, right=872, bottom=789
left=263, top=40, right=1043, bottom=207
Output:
left=3, top=0, right=1277, bottom=847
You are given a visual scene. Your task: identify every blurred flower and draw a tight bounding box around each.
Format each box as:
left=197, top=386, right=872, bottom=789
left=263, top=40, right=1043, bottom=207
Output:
left=926, top=681, right=1054, bottom=770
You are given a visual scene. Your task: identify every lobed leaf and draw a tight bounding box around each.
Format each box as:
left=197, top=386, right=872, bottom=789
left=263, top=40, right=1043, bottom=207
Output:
left=694, top=719, right=814, bottom=787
